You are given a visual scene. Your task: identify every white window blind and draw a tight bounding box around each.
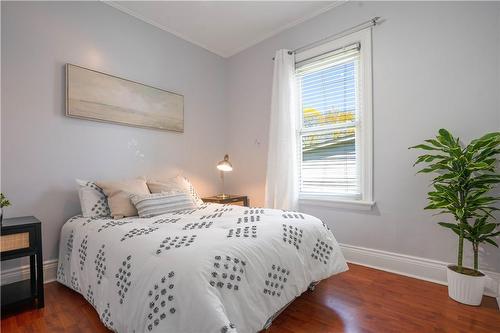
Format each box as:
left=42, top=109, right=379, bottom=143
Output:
left=296, top=42, right=361, bottom=199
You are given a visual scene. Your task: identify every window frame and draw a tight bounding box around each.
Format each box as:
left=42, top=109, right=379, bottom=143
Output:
left=295, top=28, right=374, bottom=210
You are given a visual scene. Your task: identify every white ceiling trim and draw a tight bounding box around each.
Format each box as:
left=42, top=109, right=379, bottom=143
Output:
left=224, top=1, right=346, bottom=57
left=103, top=1, right=346, bottom=58
left=104, top=1, right=224, bottom=57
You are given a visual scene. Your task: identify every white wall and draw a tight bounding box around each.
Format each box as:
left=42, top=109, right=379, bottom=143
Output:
left=226, top=1, right=500, bottom=272
left=2, top=1, right=500, bottom=276
left=1, top=2, right=228, bottom=267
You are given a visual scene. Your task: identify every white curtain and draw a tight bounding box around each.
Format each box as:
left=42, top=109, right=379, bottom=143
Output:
left=264, top=49, right=299, bottom=210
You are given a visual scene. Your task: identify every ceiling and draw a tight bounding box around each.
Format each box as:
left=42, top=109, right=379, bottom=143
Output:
left=106, top=1, right=342, bottom=58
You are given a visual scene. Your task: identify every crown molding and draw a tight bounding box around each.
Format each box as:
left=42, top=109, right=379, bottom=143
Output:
left=103, top=1, right=347, bottom=58
left=103, top=1, right=226, bottom=57
left=226, top=0, right=348, bottom=57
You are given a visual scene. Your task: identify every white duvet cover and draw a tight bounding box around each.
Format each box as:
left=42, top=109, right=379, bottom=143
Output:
left=57, top=204, right=348, bottom=333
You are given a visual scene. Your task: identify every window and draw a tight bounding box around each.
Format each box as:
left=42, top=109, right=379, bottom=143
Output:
left=295, top=29, right=373, bottom=208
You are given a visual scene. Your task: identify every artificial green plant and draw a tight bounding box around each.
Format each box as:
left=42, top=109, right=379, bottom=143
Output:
left=410, top=129, right=500, bottom=275
left=0, top=193, right=10, bottom=208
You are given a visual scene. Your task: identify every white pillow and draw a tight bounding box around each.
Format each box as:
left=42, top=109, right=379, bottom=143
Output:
left=76, top=179, right=111, bottom=217
left=131, top=192, right=196, bottom=218
left=147, top=175, right=204, bottom=206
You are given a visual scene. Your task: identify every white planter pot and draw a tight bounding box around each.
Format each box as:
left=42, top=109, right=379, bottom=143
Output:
left=446, top=265, right=486, bottom=306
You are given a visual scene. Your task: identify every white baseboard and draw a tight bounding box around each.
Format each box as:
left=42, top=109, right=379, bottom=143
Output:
left=1, top=259, right=58, bottom=285
left=2, top=245, right=499, bottom=309
left=340, top=243, right=500, bottom=309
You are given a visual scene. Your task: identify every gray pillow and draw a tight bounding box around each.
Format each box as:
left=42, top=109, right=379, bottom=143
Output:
left=131, top=192, right=197, bottom=218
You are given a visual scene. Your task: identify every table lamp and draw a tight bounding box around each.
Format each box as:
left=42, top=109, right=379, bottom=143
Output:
left=216, top=154, right=232, bottom=198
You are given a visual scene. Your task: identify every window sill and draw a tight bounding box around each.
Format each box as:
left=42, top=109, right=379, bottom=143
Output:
left=299, top=195, right=375, bottom=211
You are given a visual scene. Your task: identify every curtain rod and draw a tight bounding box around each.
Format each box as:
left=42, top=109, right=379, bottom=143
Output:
left=272, top=16, right=381, bottom=60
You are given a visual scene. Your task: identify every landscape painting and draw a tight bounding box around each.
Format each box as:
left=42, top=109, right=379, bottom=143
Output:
left=66, top=64, right=184, bottom=132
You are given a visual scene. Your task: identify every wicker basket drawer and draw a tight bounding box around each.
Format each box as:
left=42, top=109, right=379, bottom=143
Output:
left=0, top=232, right=30, bottom=252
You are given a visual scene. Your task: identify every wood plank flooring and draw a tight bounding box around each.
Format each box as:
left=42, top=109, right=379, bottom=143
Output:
left=1, top=264, right=499, bottom=333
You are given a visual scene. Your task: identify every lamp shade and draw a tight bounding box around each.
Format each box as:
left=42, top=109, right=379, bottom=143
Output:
left=217, top=154, right=233, bottom=172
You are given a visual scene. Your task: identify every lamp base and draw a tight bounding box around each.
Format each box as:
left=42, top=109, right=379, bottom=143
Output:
left=217, top=194, right=230, bottom=199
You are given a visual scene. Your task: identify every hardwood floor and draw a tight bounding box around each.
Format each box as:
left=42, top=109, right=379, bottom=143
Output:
left=1, top=264, right=499, bottom=333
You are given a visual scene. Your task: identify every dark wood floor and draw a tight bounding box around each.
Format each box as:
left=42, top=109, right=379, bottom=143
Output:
left=1, top=264, right=499, bottom=333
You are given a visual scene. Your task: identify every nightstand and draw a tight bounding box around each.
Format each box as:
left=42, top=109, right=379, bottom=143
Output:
left=1, top=216, right=44, bottom=309
left=202, top=195, right=249, bottom=207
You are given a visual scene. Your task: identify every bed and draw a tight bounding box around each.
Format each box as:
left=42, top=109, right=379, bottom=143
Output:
left=57, top=203, right=348, bottom=333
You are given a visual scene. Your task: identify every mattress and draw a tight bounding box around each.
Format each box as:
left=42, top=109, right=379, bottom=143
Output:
left=57, top=203, right=348, bottom=333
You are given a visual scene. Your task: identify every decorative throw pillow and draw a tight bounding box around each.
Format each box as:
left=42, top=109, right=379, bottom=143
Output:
left=96, top=178, right=151, bottom=218
left=147, top=175, right=204, bottom=206
left=76, top=179, right=111, bottom=217
left=130, top=192, right=197, bottom=218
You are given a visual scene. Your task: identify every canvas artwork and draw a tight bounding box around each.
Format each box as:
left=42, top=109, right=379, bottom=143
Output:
left=66, top=64, right=184, bottom=132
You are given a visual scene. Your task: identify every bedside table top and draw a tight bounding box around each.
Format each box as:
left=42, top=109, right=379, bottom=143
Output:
left=202, top=195, right=246, bottom=201
left=2, top=216, right=41, bottom=229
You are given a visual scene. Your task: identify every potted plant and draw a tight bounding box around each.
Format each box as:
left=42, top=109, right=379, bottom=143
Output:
left=0, top=192, right=11, bottom=225
left=410, top=129, right=500, bottom=306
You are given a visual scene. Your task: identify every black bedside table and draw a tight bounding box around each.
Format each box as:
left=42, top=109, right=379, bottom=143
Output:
left=1, top=216, right=44, bottom=309
left=202, top=195, right=249, bottom=207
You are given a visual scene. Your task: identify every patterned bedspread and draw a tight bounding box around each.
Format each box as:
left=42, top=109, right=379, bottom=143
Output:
left=57, top=203, right=348, bottom=333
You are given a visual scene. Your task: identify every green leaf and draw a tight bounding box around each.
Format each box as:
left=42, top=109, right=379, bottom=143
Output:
left=484, top=238, right=499, bottom=247
left=483, top=230, right=500, bottom=237
left=438, top=128, right=456, bottom=147
left=471, top=132, right=500, bottom=145
left=409, top=144, right=441, bottom=151
left=432, top=173, right=458, bottom=183
left=478, top=223, right=497, bottom=235
left=450, top=227, right=461, bottom=236
left=474, top=147, right=500, bottom=162
left=474, top=215, right=488, bottom=226
left=438, top=222, right=459, bottom=229
left=424, top=139, right=446, bottom=148
left=468, top=162, right=493, bottom=171
left=413, top=154, right=446, bottom=166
